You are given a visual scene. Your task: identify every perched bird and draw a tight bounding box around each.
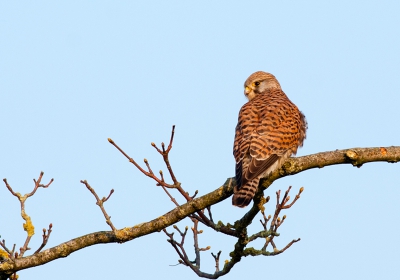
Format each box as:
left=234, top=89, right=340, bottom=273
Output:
left=232, top=71, right=307, bottom=207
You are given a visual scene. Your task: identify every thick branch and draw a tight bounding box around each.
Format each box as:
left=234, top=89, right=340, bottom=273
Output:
left=1, top=146, right=398, bottom=275
left=0, top=179, right=233, bottom=274
left=261, top=146, right=400, bottom=188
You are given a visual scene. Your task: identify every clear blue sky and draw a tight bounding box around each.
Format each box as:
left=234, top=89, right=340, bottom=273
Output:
left=1, top=1, right=400, bottom=279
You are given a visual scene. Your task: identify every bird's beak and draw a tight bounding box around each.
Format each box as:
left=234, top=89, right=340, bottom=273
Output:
left=244, top=86, right=251, bottom=96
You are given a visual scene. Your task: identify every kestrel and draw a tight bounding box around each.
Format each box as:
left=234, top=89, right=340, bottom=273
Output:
left=232, top=71, right=307, bottom=208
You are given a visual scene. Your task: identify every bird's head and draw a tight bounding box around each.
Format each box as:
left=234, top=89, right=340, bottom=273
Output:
left=244, top=71, right=281, bottom=101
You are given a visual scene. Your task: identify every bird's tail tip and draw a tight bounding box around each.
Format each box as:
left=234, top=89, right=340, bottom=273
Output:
left=232, top=194, right=252, bottom=208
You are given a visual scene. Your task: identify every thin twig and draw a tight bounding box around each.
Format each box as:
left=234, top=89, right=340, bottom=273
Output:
left=191, top=190, right=199, bottom=199
left=206, top=206, right=214, bottom=223
left=0, top=240, right=10, bottom=255
left=34, top=223, right=53, bottom=254
left=108, top=138, right=173, bottom=188
left=109, top=129, right=236, bottom=237
left=152, top=125, right=178, bottom=184
left=211, top=251, right=222, bottom=272
left=81, top=180, right=116, bottom=232
left=19, top=236, right=32, bottom=257
left=275, top=238, right=301, bottom=255
left=160, top=185, right=180, bottom=207
left=28, top=172, right=54, bottom=197
left=192, top=219, right=201, bottom=268
left=256, top=186, right=304, bottom=252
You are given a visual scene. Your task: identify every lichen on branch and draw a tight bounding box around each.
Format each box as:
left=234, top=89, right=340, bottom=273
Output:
left=1, top=139, right=399, bottom=278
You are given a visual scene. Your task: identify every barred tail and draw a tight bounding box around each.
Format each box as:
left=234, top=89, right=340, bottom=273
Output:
left=232, top=177, right=260, bottom=208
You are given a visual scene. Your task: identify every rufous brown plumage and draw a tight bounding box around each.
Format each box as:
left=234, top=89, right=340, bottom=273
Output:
left=232, top=71, right=307, bottom=207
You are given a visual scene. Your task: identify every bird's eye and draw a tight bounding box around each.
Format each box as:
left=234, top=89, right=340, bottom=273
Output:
left=254, top=81, right=260, bottom=86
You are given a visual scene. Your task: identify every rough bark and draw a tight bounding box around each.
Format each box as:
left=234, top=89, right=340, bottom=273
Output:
left=1, top=146, right=399, bottom=276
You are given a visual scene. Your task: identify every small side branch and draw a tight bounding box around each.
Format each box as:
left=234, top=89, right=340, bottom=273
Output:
left=211, top=251, right=222, bottom=273
left=256, top=186, right=303, bottom=252
left=109, top=128, right=236, bottom=237
left=151, top=125, right=178, bottom=184
left=191, top=218, right=210, bottom=269
left=163, top=226, right=192, bottom=267
left=0, top=240, right=12, bottom=256
left=2, top=172, right=54, bottom=258
left=81, top=180, right=116, bottom=232
left=163, top=220, right=211, bottom=277
left=242, top=238, right=301, bottom=257
left=34, top=224, right=53, bottom=254
left=108, top=138, right=174, bottom=189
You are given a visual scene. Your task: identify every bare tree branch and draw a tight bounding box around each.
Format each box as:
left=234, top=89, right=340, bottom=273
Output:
left=0, top=146, right=399, bottom=276
left=2, top=173, right=54, bottom=259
